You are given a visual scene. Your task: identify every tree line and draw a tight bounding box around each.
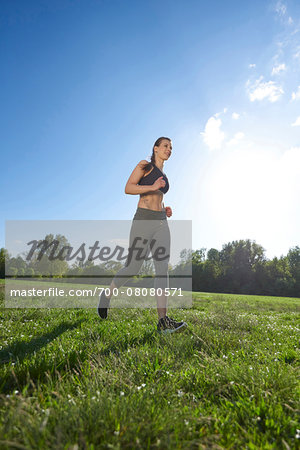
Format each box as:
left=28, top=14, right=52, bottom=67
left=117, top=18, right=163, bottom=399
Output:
left=190, top=240, right=300, bottom=297
left=0, top=238, right=299, bottom=297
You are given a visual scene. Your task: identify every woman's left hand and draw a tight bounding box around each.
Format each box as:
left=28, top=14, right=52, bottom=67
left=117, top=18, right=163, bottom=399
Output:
left=165, top=206, right=172, bottom=217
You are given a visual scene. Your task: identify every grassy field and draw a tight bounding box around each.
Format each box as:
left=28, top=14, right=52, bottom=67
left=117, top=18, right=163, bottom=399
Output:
left=0, top=279, right=299, bottom=449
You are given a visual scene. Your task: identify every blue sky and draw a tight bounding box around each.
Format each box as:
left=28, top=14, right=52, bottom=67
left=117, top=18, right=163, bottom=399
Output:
left=1, top=0, right=300, bottom=260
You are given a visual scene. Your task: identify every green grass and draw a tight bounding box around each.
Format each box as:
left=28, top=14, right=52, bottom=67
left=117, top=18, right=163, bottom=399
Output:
left=0, top=283, right=299, bottom=449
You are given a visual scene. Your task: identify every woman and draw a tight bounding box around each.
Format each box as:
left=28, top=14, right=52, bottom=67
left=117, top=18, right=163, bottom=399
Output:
left=97, top=137, right=187, bottom=334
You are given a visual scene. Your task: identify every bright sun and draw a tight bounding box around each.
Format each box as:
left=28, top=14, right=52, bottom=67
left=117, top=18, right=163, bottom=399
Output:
left=204, top=145, right=300, bottom=255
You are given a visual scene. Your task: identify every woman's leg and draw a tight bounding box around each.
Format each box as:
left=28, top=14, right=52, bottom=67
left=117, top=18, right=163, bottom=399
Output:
left=150, top=220, right=171, bottom=319
left=105, top=219, right=152, bottom=299
left=153, top=223, right=188, bottom=333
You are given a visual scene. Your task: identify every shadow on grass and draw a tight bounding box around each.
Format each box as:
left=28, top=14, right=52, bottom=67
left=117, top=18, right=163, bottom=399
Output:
left=0, top=322, right=157, bottom=394
left=0, top=320, right=84, bottom=364
left=0, top=320, right=86, bottom=394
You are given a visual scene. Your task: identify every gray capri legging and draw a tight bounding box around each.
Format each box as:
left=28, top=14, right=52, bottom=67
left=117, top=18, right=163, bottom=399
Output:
left=112, top=207, right=170, bottom=291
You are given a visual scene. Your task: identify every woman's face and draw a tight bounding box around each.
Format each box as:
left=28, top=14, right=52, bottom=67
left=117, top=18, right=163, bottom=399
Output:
left=155, top=139, right=172, bottom=160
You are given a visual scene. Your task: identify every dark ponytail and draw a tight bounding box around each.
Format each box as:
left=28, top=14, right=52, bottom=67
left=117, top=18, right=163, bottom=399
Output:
left=141, top=136, right=171, bottom=173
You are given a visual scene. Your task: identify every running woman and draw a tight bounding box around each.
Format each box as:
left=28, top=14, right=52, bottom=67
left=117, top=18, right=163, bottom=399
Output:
left=97, top=137, right=187, bottom=334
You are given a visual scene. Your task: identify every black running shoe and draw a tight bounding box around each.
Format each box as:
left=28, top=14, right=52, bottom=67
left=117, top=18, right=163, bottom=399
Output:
left=97, top=291, right=110, bottom=319
left=157, top=315, right=187, bottom=334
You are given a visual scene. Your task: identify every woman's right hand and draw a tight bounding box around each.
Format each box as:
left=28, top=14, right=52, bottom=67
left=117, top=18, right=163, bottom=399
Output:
left=152, top=176, right=166, bottom=191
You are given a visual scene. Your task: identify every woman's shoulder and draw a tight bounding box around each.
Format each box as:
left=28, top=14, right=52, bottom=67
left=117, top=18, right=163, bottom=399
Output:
left=137, top=160, right=155, bottom=178
left=138, top=159, right=150, bottom=167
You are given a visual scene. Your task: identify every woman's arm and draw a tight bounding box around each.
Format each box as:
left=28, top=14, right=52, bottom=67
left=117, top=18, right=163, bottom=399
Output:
left=125, top=160, right=163, bottom=195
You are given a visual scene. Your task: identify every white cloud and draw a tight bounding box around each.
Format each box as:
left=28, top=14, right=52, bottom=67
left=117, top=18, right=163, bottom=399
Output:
left=226, top=132, right=245, bottom=147
left=271, top=63, right=286, bottom=75
left=291, top=116, right=300, bottom=127
left=214, top=108, right=228, bottom=118
left=291, top=86, right=300, bottom=101
left=274, top=2, right=294, bottom=26
left=201, top=116, right=225, bottom=150
left=247, top=76, right=284, bottom=102
left=232, top=112, right=240, bottom=120
left=290, top=27, right=299, bottom=36
left=293, top=47, right=300, bottom=60
left=275, top=1, right=287, bottom=17
left=249, top=63, right=256, bottom=68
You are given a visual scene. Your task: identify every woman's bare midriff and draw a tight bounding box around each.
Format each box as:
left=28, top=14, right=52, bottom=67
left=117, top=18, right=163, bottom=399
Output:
left=138, top=190, right=164, bottom=211
left=137, top=166, right=165, bottom=211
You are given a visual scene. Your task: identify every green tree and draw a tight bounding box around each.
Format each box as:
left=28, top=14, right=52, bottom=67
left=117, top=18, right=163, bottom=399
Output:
left=287, top=246, right=300, bottom=296
left=28, top=233, right=70, bottom=277
left=207, top=248, right=220, bottom=263
left=265, top=256, right=294, bottom=296
left=0, top=248, right=9, bottom=278
left=192, top=248, right=206, bottom=264
left=219, top=239, right=266, bottom=293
